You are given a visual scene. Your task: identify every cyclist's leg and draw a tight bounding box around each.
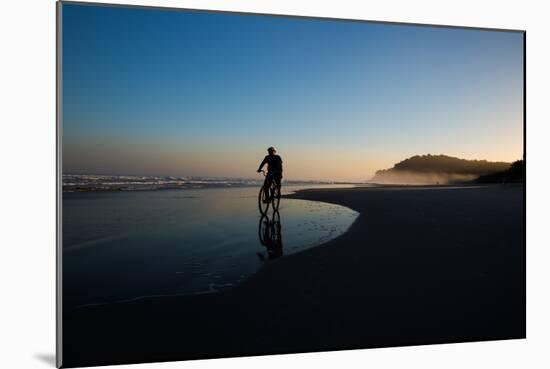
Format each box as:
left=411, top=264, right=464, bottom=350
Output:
left=274, top=173, right=282, bottom=195
left=264, top=173, right=273, bottom=202
left=267, top=173, right=275, bottom=197
left=261, top=176, right=269, bottom=204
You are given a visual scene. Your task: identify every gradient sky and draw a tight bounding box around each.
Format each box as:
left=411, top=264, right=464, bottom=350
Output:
left=62, top=4, right=524, bottom=181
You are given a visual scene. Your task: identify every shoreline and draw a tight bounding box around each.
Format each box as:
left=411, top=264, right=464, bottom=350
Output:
left=63, top=183, right=525, bottom=368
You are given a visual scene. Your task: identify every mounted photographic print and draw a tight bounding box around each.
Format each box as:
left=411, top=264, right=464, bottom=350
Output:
left=57, top=1, right=525, bottom=367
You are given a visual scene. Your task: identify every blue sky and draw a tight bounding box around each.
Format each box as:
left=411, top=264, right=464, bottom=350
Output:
left=62, top=3, right=524, bottom=181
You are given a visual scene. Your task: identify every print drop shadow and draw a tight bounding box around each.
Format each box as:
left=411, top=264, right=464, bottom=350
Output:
left=33, top=353, right=56, bottom=367
left=257, top=210, right=283, bottom=261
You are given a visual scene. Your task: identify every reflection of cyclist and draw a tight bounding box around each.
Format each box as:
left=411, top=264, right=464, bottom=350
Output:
left=257, top=146, right=283, bottom=192
left=258, top=212, right=283, bottom=261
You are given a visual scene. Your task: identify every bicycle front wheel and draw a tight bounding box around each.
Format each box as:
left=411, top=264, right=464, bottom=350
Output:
left=258, top=214, right=270, bottom=245
left=258, top=186, right=270, bottom=215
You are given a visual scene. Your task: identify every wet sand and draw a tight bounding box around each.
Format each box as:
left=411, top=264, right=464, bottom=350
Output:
left=62, top=184, right=525, bottom=368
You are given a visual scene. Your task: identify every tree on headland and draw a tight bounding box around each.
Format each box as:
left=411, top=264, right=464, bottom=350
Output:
left=475, top=160, right=524, bottom=183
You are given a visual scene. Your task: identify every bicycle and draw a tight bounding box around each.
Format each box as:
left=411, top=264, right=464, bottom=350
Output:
left=258, top=170, right=281, bottom=215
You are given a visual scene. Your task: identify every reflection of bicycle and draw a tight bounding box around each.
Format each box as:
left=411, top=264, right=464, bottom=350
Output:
left=258, top=170, right=281, bottom=215
left=257, top=210, right=283, bottom=261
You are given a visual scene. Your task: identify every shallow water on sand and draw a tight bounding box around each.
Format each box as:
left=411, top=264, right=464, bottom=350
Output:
left=63, top=185, right=358, bottom=309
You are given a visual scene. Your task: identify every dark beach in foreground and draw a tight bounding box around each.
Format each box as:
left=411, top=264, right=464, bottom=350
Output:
left=63, top=184, right=525, bottom=368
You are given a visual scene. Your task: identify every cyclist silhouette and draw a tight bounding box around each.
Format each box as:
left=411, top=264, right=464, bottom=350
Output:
left=257, top=146, right=283, bottom=194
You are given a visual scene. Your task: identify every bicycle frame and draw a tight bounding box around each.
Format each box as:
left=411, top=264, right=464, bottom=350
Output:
left=258, top=170, right=280, bottom=215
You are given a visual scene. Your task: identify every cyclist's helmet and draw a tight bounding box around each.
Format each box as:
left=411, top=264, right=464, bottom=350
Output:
left=268, top=146, right=276, bottom=154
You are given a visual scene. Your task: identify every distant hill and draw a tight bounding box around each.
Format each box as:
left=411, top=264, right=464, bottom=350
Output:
left=476, top=160, right=524, bottom=183
left=371, top=154, right=512, bottom=185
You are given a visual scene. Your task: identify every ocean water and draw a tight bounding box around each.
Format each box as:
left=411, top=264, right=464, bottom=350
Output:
left=62, top=185, right=358, bottom=310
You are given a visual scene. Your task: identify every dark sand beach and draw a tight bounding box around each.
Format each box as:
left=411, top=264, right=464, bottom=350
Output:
left=63, top=184, right=525, bottom=368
